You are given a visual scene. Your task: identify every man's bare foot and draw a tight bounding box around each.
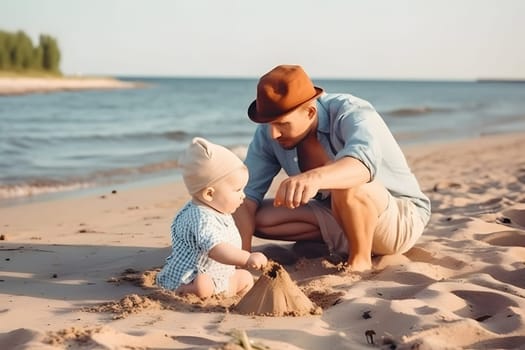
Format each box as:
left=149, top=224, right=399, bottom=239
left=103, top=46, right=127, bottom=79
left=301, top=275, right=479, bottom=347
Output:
left=346, top=257, right=372, bottom=272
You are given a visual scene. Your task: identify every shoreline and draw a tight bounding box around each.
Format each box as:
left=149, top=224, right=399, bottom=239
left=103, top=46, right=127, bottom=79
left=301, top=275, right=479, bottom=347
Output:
left=0, top=169, right=183, bottom=209
left=1, top=131, right=524, bottom=349
left=0, top=76, right=145, bottom=96
left=0, top=130, right=521, bottom=208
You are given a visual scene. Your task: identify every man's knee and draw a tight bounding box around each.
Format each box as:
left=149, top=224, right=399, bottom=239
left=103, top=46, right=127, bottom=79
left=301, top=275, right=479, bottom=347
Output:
left=331, top=182, right=388, bottom=217
left=331, top=187, right=374, bottom=212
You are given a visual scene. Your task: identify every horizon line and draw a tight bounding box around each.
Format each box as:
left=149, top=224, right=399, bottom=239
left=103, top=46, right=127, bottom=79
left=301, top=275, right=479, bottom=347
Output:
left=104, top=74, right=525, bottom=83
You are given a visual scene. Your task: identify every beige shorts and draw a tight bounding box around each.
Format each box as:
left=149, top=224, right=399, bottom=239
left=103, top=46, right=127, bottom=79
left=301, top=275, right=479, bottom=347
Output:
left=308, top=193, right=426, bottom=257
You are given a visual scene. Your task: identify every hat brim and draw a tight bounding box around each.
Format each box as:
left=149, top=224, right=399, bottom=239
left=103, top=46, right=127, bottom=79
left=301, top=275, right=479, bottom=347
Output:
left=247, top=86, right=324, bottom=123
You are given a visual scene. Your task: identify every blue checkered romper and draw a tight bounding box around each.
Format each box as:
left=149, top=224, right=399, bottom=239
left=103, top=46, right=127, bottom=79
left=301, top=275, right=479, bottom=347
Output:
left=156, top=201, right=242, bottom=294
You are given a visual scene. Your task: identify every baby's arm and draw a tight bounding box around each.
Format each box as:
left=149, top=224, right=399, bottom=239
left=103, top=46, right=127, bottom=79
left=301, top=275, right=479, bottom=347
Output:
left=209, top=243, right=267, bottom=270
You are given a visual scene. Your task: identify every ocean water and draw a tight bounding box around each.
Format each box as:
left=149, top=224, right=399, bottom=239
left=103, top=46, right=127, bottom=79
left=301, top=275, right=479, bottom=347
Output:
left=1, top=77, right=524, bottom=204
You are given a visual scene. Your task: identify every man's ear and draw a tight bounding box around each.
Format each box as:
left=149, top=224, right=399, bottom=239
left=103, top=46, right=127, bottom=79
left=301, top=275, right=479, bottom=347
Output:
left=307, top=104, right=317, bottom=119
left=201, top=186, right=215, bottom=202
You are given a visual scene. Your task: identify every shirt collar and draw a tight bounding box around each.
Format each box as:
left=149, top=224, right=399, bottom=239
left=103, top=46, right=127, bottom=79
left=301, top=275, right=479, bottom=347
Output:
left=316, top=96, right=330, bottom=134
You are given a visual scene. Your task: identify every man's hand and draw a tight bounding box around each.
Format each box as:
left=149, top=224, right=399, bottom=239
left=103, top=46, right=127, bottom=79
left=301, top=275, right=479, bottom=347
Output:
left=273, top=171, right=321, bottom=209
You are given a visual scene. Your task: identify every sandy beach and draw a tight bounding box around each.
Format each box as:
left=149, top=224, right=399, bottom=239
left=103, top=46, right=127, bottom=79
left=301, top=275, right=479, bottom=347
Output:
left=0, top=77, right=142, bottom=96
left=0, top=132, right=524, bottom=349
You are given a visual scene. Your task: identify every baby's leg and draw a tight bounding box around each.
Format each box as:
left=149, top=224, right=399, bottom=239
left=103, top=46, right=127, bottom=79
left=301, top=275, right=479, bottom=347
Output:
left=228, top=269, right=254, bottom=296
left=176, top=274, right=214, bottom=298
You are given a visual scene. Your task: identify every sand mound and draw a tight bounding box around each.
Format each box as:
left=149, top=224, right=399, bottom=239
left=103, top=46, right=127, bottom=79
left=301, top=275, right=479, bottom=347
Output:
left=83, top=293, right=161, bottom=319
left=44, top=326, right=103, bottom=347
left=234, top=261, right=321, bottom=316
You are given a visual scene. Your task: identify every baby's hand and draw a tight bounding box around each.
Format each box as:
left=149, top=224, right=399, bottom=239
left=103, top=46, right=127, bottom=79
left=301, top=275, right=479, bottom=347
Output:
left=246, top=252, right=268, bottom=270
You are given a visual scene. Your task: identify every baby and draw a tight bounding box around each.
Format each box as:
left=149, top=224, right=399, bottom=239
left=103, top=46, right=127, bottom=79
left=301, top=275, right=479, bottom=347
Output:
left=156, top=137, right=267, bottom=298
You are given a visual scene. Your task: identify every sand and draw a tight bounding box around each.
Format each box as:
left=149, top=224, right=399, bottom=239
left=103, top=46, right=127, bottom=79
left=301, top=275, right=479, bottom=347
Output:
left=0, top=132, right=524, bottom=349
left=0, top=77, right=143, bottom=96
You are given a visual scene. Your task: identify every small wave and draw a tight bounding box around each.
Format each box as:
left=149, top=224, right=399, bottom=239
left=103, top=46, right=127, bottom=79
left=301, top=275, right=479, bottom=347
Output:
left=0, top=181, right=93, bottom=200
left=383, top=106, right=454, bottom=117
left=5, top=129, right=192, bottom=145
left=163, top=130, right=191, bottom=141
left=0, top=160, right=182, bottom=200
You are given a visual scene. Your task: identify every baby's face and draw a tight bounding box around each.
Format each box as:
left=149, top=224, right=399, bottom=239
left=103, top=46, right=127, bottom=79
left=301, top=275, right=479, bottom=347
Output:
left=209, top=167, right=248, bottom=214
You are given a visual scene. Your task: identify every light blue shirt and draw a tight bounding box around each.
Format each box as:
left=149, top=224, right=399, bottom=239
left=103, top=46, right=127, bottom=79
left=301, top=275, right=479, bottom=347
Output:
left=244, top=93, right=431, bottom=224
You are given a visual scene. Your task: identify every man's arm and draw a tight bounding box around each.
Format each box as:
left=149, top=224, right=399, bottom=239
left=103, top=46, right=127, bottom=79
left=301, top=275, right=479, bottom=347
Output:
left=274, top=156, right=370, bottom=209
left=232, top=198, right=258, bottom=251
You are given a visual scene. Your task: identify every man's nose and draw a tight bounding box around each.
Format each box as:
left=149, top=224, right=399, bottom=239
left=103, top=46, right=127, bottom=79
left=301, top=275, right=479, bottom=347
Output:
left=269, top=125, right=281, bottom=139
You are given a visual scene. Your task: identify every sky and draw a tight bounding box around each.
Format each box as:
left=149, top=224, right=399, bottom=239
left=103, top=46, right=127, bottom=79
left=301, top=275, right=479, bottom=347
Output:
left=1, top=0, right=524, bottom=80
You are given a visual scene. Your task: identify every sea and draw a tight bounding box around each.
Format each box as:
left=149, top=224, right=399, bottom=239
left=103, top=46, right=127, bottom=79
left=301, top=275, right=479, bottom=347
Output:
left=1, top=77, right=524, bottom=206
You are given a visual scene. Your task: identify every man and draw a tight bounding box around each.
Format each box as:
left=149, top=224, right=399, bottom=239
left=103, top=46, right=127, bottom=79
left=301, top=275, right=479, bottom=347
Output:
left=233, top=64, right=430, bottom=272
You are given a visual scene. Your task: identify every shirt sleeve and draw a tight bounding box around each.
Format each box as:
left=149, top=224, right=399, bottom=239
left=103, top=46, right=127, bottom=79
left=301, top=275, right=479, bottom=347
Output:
left=243, top=125, right=281, bottom=205
left=333, top=106, right=383, bottom=181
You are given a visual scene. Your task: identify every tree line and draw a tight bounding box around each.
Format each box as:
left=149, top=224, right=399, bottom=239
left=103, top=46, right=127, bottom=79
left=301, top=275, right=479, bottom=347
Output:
left=0, top=29, right=61, bottom=74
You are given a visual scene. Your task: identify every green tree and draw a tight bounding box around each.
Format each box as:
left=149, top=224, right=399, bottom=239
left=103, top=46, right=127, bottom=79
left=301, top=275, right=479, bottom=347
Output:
left=13, top=30, right=34, bottom=69
left=0, top=29, right=61, bottom=74
left=32, top=46, right=43, bottom=70
left=0, top=30, right=13, bottom=70
left=39, top=34, right=61, bottom=73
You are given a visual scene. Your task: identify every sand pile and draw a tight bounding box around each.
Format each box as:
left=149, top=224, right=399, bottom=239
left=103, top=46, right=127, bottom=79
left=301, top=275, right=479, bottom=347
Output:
left=234, top=261, right=321, bottom=316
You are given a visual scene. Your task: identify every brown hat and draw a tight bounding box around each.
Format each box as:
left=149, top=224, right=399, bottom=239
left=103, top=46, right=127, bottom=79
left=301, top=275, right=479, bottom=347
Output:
left=248, top=65, right=324, bottom=123
left=179, top=137, right=245, bottom=194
